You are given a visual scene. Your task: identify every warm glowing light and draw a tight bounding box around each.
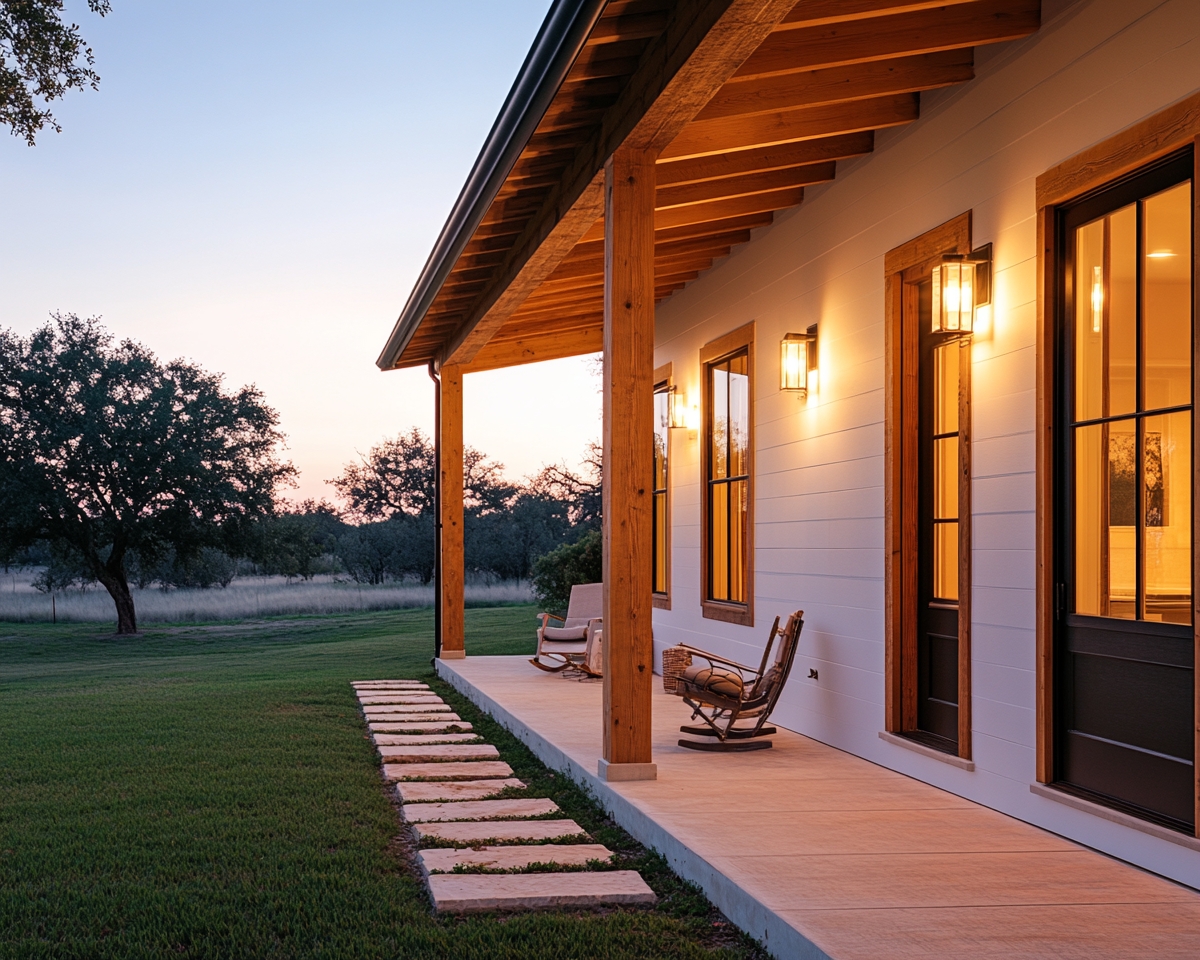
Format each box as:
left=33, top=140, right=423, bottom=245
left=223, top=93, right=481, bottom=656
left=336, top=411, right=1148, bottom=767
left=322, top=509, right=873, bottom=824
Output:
left=1147, top=249, right=1177, bottom=259
left=667, top=387, right=688, bottom=429
left=933, top=260, right=975, bottom=334
left=1090, top=264, right=1103, bottom=334
left=974, top=303, right=992, bottom=338
left=780, top=327, right=817, bottom=397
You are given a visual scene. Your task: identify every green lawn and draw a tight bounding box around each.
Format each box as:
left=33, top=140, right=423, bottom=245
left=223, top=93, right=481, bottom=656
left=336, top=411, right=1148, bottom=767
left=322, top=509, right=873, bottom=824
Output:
left=0, top=607, right=763, bottom=959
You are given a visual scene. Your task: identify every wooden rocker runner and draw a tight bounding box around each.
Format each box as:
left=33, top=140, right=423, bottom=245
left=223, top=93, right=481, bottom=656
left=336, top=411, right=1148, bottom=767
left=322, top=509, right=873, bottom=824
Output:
left=665, top=611, right=803, bottom=751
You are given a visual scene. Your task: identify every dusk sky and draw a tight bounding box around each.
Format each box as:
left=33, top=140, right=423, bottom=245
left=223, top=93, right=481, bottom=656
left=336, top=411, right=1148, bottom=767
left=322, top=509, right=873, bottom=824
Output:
left=0, top=0, right=602, bottom=504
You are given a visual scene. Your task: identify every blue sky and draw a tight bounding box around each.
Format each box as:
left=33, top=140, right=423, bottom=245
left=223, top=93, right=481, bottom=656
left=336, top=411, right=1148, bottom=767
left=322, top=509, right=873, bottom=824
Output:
left=0, top=0, right=602, bottom=502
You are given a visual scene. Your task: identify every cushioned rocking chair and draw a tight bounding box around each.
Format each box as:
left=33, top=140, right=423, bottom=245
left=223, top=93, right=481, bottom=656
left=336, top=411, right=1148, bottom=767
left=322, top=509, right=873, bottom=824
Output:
left=530, top=582, right=603, bottom=673
left=669, top=610, right=803, bottom=751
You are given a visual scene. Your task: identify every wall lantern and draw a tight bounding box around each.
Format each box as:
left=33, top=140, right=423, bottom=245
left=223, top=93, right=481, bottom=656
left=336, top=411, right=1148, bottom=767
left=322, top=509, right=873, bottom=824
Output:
left=780, top=323, right=818, bottom=397
left=932, top=244, right=992, bottom=336
left=667, top=386, right=689, bottom=429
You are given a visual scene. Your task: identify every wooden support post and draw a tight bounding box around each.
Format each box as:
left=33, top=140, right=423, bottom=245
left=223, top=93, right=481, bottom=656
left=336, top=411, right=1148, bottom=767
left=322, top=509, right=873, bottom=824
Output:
left=439, top=363, right=466, bottom=659
left=599, top=146, right=656, bottom=782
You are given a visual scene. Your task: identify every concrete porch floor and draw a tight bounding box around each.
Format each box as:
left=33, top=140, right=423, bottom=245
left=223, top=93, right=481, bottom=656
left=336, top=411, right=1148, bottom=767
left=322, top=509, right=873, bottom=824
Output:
left=437, top=655, right=1200, bottom=959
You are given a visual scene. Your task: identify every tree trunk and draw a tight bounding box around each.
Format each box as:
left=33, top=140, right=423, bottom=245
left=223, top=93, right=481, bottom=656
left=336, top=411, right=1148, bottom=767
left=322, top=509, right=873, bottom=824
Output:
left=96, top=568, right=138, bottom=634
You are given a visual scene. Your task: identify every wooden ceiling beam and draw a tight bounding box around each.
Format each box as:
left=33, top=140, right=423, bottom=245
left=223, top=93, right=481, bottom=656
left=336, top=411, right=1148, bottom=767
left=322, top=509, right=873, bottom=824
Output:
left=698, top=48, right=974, bottom=121
left=461, top=327, right=605, bottom=374
left=488, top=314, right=606, bottom=343
left=734, top=0, right=1041, bottom=80
left=575, top=209, right=774, bottom=244
left=657, top=160, right=834, bottom=208
left=564, top=228, right=751, bottom=266
left=439, top=0, right=799, bottom=369
left=778, top=0, right=981, bottom=29
left=662, top=93, right=918, bottom=160
left=656, top=130, right=873, bottom=185
left=654, top=186, right=803, bottom=230
left=534, top=262, right=705, bottom=297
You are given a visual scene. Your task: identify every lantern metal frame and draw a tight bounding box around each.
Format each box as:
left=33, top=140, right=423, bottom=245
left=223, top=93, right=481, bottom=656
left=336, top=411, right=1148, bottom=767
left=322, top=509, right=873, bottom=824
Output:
left=780, top=323, right=818, bottom=397
left=932, top=243, right=992, bottom=338
left=666, top=385, right=689, bottom=429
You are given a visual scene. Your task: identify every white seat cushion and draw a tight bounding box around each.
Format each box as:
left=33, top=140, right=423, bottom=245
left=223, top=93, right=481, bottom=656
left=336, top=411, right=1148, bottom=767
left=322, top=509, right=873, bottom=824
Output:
left=543, top=625, right=588, bottom=641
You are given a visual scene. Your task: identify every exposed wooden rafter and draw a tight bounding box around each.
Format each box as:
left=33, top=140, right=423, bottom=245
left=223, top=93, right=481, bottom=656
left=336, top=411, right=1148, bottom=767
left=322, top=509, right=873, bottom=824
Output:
left=381, top=0, right=1041, bottom=374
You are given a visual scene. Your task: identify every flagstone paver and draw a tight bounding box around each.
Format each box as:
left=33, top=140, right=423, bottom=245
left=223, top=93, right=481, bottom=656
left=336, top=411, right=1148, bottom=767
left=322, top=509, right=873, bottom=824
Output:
left=361, top=700, right=448, bottom=709
left=415, top=819, right=586, bottom=844
left=360, top=679, right=654, bottom=917
left=395, top=778, right=525, bottom=802
left=359, top=695, right=440, bottom=705
left=382, top=761, right=514, bottom=781
left=427, top=872, right=655, bottom=913
left=373, top=733, right=480, bottom=745
left=374, top=724, right=472, bottom=739
left=368, top=716, right=465, bottom=727
left=377, top=743, right=500, bottom=763
left=401, top=797, right=559, bottom=822
left=419, top=844, right=614, bottom=873
left=354, top=680, right=428, bottom=687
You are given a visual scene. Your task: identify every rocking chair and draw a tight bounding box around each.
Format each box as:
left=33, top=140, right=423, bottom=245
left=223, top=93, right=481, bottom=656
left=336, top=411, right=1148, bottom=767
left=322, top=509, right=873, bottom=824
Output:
left=669, top=611, right=803, bottom=751
left=530, top=583, right=602, bottom=673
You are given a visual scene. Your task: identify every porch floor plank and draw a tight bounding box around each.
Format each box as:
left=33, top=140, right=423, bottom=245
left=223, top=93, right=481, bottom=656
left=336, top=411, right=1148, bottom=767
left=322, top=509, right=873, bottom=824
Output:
left=438, top=655, right=1200, bottom=959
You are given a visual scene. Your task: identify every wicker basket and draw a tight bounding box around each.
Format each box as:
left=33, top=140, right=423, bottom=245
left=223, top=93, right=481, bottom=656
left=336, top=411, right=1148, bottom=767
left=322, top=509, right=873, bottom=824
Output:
left=661, top=645, right=693, bottom=694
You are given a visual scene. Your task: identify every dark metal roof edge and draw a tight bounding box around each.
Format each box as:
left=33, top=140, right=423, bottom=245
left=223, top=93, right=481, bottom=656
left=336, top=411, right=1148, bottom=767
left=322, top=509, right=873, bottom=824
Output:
left=376, top=0, right=609, bottom=371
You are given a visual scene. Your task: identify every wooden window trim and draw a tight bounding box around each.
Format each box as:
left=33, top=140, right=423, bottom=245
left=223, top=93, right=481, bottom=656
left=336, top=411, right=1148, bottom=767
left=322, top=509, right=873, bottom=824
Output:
left=700, top=322, right=755, bottom=627
left=653, top=362, right=673, bottom=611
left=884, top=212, right=974, bottom=761
left=1033, top=90, right=1200, bottom=836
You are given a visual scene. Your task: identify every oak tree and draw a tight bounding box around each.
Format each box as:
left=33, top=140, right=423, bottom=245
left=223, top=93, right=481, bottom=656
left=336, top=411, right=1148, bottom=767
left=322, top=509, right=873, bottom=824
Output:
left=0, top=314, right=295, bottom=633
left=1, top=0, right=110, bottom=145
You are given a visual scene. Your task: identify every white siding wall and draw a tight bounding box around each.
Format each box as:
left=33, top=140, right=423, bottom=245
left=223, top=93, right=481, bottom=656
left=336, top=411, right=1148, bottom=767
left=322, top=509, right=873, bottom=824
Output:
left=652, top=0, right=1200, bottom=888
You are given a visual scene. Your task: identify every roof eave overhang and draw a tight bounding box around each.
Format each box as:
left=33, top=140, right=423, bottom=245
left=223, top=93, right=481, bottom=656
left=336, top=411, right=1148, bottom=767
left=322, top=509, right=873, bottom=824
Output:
left=376, top=0, right=607, bottom=372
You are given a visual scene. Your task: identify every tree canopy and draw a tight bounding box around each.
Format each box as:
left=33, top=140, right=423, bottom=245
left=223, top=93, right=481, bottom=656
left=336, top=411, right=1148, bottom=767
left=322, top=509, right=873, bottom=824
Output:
left=0, top=314, right=295, bottom=632
left=1, top=0, right=110, bottom=145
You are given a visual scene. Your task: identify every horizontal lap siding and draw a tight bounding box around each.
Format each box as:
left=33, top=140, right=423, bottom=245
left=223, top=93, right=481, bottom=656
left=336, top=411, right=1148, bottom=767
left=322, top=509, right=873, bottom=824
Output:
left=652, top=0, right=1200, bottom=887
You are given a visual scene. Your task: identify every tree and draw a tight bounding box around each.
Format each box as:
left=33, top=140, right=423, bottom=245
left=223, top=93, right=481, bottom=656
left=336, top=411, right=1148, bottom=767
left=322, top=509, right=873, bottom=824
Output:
left=527, top=442, right=602, bottom=531
left=2, top=0, right=110, bottom=145
left=0, top=314, right=295, bottom=633
left=330, top=428, right=517, bottom=520
left=530, top=530, right=602, bottom=614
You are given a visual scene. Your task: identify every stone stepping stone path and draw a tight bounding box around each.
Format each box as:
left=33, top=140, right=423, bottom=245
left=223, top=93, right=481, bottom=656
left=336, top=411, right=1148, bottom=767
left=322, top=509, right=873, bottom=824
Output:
left=426, top=872, right=655, bottom=914
left=419, top=843, right=614, bottom=872
left=401, top=797, right=558, bottom=822
left=383, top=761, right=515, bottom=781
left=374, top=732, right=480, bottom=745
left=396, top=778, right=525, bottom=802
left=369, top=719, right=471, bottom=732
left=416, top=818, right=586, bottom=844
left=364, top=701, right=450, bottom=711
left=354, top=680, right=655, bottom=914
left=377, top=743, right=499, bottom=763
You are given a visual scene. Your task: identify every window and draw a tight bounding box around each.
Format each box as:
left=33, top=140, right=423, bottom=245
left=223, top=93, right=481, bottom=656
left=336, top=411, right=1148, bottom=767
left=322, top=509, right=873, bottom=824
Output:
left=653, top=366, right=672, bottom=608
left=1055, top=152, right=1194, bottom=832
left=884, top=214, right=974, bottom=760
left=701, top=323, right=754, bottom=625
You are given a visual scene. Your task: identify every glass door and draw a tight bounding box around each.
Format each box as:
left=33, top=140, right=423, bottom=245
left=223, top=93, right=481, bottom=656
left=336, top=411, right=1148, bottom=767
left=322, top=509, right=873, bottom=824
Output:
left=917, top=281, right=963, bottom=748
left=1059, top=152, right=1195, bottom=831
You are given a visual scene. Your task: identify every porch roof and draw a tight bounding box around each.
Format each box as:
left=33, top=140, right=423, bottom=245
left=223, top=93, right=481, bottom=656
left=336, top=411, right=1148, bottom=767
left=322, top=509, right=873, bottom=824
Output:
left=377, top=0, right=1041, bottom=377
